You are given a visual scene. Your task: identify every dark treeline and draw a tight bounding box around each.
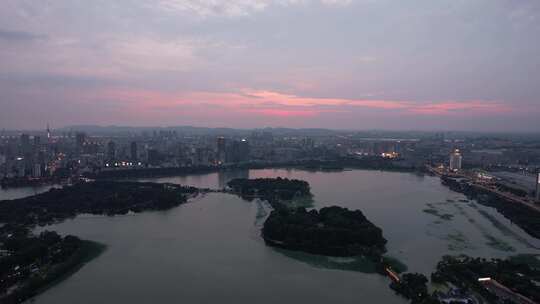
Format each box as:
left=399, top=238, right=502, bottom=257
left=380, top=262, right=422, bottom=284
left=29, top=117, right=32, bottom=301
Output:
left=0, top=177, right=59, bottom=189
left=0, top=226, right=104, bottom=304
left=390, top=273, right=440, bottom=304
left=0, top=181, right=197, bottom=227
left=262, top=206, right=387, bottom=258
left=494, top=183, right=529, bottom=198
left=227, top=177, right=311, bottom=203
left=431, top=255, right=540, bottom=303
left=441, top=176, right=540, bottom=239
left=0, top=181, right=197, bottom=302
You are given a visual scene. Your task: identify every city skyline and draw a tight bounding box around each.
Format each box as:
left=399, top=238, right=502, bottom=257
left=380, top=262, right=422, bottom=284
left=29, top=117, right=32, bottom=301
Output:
left=1, top=1, right=540, bottom=131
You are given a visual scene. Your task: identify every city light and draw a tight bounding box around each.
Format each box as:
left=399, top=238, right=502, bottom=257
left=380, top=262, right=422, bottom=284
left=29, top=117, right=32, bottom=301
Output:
left=478, top=277, right=491, bottom=282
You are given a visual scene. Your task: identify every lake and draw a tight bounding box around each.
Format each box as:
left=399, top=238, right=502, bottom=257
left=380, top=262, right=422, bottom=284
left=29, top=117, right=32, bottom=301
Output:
left=6, top=169, right=538, bottom=303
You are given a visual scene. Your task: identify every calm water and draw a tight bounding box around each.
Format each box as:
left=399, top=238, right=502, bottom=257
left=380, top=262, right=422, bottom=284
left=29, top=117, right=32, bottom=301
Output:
left=21, top=169, right=540, bottom=303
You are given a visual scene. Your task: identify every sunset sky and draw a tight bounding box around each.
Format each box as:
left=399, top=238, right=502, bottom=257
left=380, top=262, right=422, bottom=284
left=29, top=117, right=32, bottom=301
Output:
left=1, top=0, right=539, bottom=131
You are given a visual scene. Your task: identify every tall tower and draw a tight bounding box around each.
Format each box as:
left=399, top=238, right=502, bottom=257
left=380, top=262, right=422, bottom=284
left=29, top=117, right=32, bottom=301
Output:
left=46, top=123, right=51, bottom=140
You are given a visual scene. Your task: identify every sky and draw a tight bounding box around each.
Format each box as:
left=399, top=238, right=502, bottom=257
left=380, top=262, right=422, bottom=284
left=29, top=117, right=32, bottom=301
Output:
left=0, top=0, right=539, bottom=131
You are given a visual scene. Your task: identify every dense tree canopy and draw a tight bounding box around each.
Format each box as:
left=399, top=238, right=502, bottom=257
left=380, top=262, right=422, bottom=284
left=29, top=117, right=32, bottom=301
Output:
left=0, top=181, right=197, bottom=226
left=227, top=177, right=311, bottom=202
left=262, top=206, right=387, bottom=258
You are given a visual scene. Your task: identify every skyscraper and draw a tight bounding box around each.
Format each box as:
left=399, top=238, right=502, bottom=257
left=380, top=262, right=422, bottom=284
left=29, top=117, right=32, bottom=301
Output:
left=20, top=133, right=31, bottom=154
left=449, top=149, right=462, bottom=172
left=236, top=139, right=250, bottom=162
left=107, top=141, right=116, bottom=161
left=76, top=132, right=86, bottom=154
left=130, top=142, right=138, bottom=161
left=217, top=137, right=226, bottom=164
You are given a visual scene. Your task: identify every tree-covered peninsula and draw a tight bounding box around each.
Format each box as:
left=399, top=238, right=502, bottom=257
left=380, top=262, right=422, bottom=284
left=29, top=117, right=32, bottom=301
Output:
left=0, top=181, right=198, bottom=227
left=0, top=225, right=104, bottom=304
left=0, top=181, right=198, bottom=303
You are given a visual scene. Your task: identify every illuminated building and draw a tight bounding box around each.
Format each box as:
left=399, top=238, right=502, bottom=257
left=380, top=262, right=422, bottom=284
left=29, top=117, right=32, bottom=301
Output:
left=449, top=149, right=462, bottom=171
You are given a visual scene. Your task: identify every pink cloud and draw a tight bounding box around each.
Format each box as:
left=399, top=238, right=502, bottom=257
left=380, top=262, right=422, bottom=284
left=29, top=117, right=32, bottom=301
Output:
left=96, top=88, right=511, bottom=119
left=410, top=101, right=512, bottom=115
left=245, top=109, right=319, bottom=117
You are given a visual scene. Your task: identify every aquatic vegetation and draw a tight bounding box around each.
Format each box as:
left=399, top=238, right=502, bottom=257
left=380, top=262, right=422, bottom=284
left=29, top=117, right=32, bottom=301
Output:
left=476, top=209, right=538, bottom=249
left=422, top=206, right=454, bottom=221
left=445, top=231, right=474, bottom=251
left=484, top=235, right=515, bottom=252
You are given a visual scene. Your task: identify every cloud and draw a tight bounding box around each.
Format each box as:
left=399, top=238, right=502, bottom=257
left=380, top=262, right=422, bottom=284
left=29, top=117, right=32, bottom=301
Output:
left=0, top=0, right=538, bottom=130
left=0, top=29, right=45, bottom=42
left=245, top=109, right=320, bottom=117
left=154, top=0, right=354, bottom=17
left=96, top=87, right=510, bottom=118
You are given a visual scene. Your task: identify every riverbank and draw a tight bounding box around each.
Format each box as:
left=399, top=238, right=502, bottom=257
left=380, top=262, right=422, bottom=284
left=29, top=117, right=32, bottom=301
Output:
left=0, top=227, right=106, bottom=304
left=440, top=176, right=540, bottom=239
left=24, top=240, right=106, bottom=304
left=93, top=157, right=416, bottom=180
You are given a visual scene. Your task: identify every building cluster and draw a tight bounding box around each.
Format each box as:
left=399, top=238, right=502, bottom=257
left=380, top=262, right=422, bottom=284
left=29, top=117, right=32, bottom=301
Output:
left=0, top=128, right=411, bottom=181
left=1, top=128, right=540, bottom=200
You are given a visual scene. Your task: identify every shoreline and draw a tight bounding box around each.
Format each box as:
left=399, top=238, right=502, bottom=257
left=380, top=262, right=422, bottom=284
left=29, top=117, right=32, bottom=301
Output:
left=27, top=240, right=106, bottom=302
left=3, top=240, right=106, bottom=304
left=440, top=176, right=540, bottom=240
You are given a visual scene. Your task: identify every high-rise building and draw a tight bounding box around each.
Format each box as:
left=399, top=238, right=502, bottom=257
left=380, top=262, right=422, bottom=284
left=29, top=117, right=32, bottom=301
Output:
left=33, top=164, right=42, bottom=178
left=76, top=132, right=86, bottom=155
left=130, top=142, right=138, bottom=161
left=237, top=139, right=250, bottom=162
left=536, top=171, right=540, bottom=202
left=107, top=141, right=116, bottom=160
left=147, top=148, right=159, bottom=165
left=449, top=149, right=462, bottom=171
left=217, top=137, right=226, bottom=164
left=76, top=132, right=86, bottom=147
left=20, top=133, right=31, bottom=154
left=225, top=139, right=250, bottom=163
left=33, top=136, right=41, bottom=146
